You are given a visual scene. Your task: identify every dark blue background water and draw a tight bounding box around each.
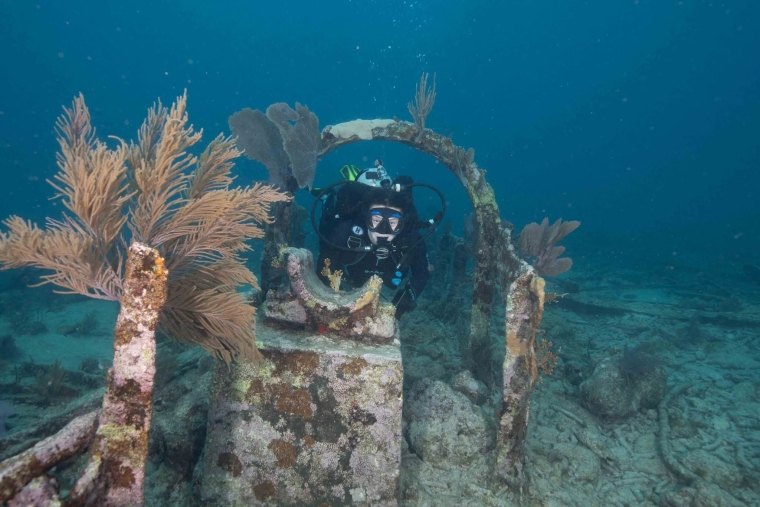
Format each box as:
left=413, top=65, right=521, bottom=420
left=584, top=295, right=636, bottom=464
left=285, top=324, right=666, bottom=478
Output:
left=1, top=1, right=758, bottom=271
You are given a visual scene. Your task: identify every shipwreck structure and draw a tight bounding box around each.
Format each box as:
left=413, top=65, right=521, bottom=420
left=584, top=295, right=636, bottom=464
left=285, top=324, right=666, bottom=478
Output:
left=0, top=77, right=546, bottom=506
left=199, top=76, right=547, bottom=504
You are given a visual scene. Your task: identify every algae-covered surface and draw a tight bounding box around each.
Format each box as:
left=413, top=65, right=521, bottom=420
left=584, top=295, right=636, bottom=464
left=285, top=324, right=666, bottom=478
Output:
left=6, top=256, right=758, bottom=506
left=2, top=2, right=760, bottom=505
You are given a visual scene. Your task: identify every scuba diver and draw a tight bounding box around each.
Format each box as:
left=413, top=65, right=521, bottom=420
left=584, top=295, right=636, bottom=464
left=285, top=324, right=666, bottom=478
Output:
left=312, top=160, right=445, bottom=316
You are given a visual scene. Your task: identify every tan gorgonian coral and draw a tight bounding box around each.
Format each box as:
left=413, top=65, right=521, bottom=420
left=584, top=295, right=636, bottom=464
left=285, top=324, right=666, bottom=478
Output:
left=0, top=92, right=290, bottom=363
left=407, top=72, right=436, bottom=132
left=320, top=258, right=343, bottom=292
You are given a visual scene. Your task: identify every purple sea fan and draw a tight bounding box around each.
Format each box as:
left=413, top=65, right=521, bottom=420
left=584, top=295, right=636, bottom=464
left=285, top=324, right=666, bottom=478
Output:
left=517, top=217, right=580, bottom=276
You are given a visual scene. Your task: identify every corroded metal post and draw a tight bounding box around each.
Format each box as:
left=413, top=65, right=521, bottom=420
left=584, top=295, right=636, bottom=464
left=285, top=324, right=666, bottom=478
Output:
left=79, top=242, right=168, bottom=506
left=0, top=244, right=169, bottom=506
left=0, top=411, right=98, bottom=503
left=0, top=243, right=168, bottom=506
left=497, top=271, right=544, bottom=482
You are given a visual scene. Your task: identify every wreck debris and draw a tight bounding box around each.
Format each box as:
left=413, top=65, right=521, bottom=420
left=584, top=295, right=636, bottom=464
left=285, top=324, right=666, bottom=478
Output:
left=496, top=271, right=545, bottom=482
left=263, top=248, right=397, bottom=343
left=0, top=243, right=167, bottom=506
left=199, top=247, right=404, bottom=504
left=79, top=243, right=168, bottom=506
left=6, top=476, right=61, bottom=506
left=0, top=411, right=98, bottom=503
left=0, top=390, right=104, bottom=460
left=318, top=115, right=543, bottom=488
left=199, top=325, right=403, bottom=505
left=1, top=85, right=546, bottom=504
left=320, top=118, right=523, bottom=359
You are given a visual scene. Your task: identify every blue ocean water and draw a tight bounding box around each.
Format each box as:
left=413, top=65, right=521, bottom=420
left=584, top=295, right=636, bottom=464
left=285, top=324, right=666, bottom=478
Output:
left=1, top=1, right=759, bottom=505
left=2, top=0, right=757, bottom=268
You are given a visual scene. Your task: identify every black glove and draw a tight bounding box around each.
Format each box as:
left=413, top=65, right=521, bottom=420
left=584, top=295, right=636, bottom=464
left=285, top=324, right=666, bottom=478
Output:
left=392, top=286, right=417, bottom=316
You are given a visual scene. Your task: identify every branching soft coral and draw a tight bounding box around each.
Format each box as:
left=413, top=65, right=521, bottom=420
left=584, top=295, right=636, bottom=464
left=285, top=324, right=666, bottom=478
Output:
left=517, top=217, right=580, bottom=277
left=0, top=92, right=291, bottom=363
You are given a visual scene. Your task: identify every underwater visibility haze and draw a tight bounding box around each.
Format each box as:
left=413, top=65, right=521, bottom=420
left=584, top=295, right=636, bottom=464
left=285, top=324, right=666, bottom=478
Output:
left=0, top=1, right=759, bottom=505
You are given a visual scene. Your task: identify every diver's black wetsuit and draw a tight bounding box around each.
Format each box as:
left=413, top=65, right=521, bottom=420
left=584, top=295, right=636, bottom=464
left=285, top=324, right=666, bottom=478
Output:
left=317, top=219, right=429, bottom=312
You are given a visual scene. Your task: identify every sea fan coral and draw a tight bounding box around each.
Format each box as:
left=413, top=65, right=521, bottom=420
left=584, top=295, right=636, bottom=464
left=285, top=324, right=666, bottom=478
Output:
left=517, top=217, right=580, bottom=276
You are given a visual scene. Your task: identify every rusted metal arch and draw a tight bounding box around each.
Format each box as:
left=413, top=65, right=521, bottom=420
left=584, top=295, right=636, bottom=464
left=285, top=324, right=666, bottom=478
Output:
left=319, top=119, right=516, bottom=349
left=318, top=118, right=546, bottom=483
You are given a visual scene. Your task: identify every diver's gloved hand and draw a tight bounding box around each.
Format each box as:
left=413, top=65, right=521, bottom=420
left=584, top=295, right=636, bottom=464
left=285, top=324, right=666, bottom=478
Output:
left=392, top=286, right=417, bottom=317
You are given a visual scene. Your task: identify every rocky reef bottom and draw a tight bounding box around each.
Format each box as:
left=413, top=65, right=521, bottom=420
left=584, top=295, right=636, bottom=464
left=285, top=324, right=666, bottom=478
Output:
left=1, top=256, right=759, bottom=506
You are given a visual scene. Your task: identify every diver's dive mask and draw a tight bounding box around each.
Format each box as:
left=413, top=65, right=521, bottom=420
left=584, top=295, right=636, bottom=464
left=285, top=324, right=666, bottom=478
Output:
left=366, top=207, right=404, bottom=235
